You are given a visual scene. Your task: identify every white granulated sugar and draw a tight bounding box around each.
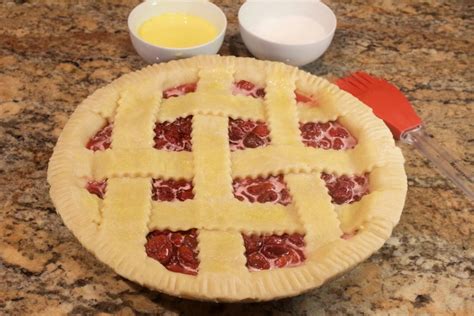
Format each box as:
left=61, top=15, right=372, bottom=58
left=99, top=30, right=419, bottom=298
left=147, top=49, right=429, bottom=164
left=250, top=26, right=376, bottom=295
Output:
left=254, top=15, right=327, bottom=44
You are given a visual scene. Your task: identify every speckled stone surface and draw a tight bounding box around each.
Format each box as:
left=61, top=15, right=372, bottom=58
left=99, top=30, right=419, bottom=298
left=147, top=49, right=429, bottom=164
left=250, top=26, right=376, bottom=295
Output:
left=0, top=0, right=473, bottom=315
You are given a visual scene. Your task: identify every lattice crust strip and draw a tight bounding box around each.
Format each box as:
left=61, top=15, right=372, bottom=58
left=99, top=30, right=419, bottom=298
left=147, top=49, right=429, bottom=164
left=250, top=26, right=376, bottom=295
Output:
left=191, top=114, right=234, bottom=200
left=230, top=144, right=403, bottom=178
left=47, top=55, right=407, bottom=302
left=99, top=178, right=151, bottom=249
left=112, top=89, right=161, bottom=149
left=264, top=64, right=301, bottom=145
left=158, top=94, right=264, bottom=122
left=93, top=149, right=194, bottom=180
left=148, top=200, right=302, bottom=234
left=285, top=173, right=342, bottom=252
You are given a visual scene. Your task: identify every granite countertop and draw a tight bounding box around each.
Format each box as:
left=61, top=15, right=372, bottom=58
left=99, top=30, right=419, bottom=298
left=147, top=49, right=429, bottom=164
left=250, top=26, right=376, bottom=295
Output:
left=0, top=0, right=472, bottom=315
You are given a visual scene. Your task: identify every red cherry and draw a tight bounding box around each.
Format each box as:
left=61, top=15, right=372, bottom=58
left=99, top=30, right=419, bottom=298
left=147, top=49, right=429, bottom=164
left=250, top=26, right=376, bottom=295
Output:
left=166, top=262, right=187, bottom=273
left=261, top=245, right=289, bottom=259
left=318, top=137, right=332, bottom=149
left=86, top=123, right=113, bottom=151
left=170, top=232, right=184, bottom=246
left=330, top=181, right=353, bottom=204
left=332, top=138, right=344, bottom=150
left=154, top=123, right=165, bottom=134
left=243, top=235, right=263, bottom=254
left=329, top=127, right=350, bottom=138
left=275, top=254, right=289, bottom=268
left=240, top=191, right=256, bottom=203
left=240, top=120, right=256, bottom=132
left=247, top=252, right=270, bottom=270
left=300, top=122, right=313, bottom=131
left=157, top=187, right=174, bottom=201
left=257, top=190, right=278, bottom=203
left=162, top=83, right=197, bottom=99
left=294, top=248, right=305, bottom=261
left=145, top=235, right=173, bottom=265
left=177, top=118, right=192, bottom=135
left=236, top=80, right=255, bottom=91
left=182, top=83, right=197, bottom=94
left=255, top=88, right=266, bottom=98
left=300, top=122, right=317, bottom=135
left=183, top=235, right=198, bottom=248
left=354, top=175, right=367, bottom=186
left=86, top=180, right=107, bottom=199
left=164, top=127, right=180, bottom=144
left=253, top=123, right=270, bottom=137
left=247, top=182, right=273, bottom=195
left=319, top=122, right=331, bottom=131
left=229, top=126, right=245, bottom=141
left=177, top=189, right=194, bottom=201
left=178, top=245, right=197, bottom=265
left=187, top=228, right=197, bottom=238
left=264, top=235, right=284, bottom=245
left=233, top=176, right=290, bottom=205
left=338, top=176, right=352, bottom=185
left=146, top=229, right=199, bottom=275
left=287, top=248, right=305, bottom=264
left=154, top=138, right=168, bottom=149
left=279, top=188, right=291, bottom=205
left=321, top=173, right=333, bottom=182
left=173, top=179, right=187, bottom=188
left=154, top=116, right=192, bottom=151
left=243, top=133, right=265, bottom=148
left=288, top=233, right=305, bottom=247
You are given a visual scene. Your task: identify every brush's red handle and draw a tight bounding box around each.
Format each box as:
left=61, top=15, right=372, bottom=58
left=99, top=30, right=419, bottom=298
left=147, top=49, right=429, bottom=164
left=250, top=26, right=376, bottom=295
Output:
left=337, top=76, right=422, bottom=139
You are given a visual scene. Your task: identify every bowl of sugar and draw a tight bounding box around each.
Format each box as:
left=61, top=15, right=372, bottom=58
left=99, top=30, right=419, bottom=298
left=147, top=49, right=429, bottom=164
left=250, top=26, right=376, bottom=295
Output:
left=238, top=0, right=337, bottom=66
left=128, top=0, right=227, bottom=63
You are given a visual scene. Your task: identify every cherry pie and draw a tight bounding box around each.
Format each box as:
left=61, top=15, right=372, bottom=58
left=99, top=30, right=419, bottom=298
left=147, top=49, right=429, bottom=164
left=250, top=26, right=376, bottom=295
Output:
left=48, top=56, right=407, bottom=301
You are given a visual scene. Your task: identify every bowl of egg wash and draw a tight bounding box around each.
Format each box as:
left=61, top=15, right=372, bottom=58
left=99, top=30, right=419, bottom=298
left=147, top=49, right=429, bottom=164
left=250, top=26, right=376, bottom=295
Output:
left=239, top=0, right=337, bottom=66
left=128, top=0, right=227, bottom=63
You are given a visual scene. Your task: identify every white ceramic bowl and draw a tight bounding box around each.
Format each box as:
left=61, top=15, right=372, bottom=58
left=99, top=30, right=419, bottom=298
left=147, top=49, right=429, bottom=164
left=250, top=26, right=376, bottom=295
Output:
left=128, top=0, right=227, bottom=64
left=238, top=0, right=337, bottom=66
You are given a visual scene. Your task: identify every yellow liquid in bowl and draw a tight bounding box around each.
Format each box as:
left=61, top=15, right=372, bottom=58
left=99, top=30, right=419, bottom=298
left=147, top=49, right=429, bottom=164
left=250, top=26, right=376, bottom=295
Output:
left=138, top=13, right=218, bottom=48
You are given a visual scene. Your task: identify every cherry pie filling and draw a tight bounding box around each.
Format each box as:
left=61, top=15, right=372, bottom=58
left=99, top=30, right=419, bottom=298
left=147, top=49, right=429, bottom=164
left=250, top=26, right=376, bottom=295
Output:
left=243, top=233, right=306, bottom=271
left=233, top=175, right=292, bottom=206
left=300, top=121, right=357, bottom=150
left=232, top=80, right=266, bottom=98
left=321, top=173, right=369, bottom=205
left=145, top=229, right=199, bottom=275
left=83, top=81, right=368, bottom=274
left=86, top=179, right=107, bottom=199
left=154, top=116, right=193, bottom=152
left=162, top=83, right=197, bottom=99
left=152, top=178, right=194, bottom=202
left=228, top=118, right=271, bottom=151
left=86, top=122, right=113, bottom=151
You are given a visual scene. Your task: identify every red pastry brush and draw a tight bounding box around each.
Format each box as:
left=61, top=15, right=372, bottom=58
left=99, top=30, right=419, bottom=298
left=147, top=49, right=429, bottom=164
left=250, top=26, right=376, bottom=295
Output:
left=336, top=72, right=473, bottom=200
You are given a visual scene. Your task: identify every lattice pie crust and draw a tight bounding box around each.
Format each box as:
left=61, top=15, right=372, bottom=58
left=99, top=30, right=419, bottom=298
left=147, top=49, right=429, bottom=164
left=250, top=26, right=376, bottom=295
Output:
left=47, top=55, right=406, bottom=301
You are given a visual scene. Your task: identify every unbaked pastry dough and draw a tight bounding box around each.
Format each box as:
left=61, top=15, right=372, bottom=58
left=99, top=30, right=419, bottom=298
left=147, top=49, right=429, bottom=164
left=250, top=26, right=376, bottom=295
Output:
left=48, top=55, right=406, bottom=301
